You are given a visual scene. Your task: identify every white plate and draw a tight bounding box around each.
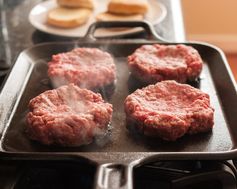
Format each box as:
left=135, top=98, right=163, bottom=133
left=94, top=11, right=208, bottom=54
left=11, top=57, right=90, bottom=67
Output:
left=29, top=0, right=167, bottom=37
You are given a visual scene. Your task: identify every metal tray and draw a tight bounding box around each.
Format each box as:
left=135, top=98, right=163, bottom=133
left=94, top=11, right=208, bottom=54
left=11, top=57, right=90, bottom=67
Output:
left=0, top=22, right=236, bottom=189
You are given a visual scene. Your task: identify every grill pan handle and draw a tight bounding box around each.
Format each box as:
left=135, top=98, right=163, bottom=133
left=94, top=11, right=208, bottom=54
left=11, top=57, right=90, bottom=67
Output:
left=84, top=21, right=166, bottom=42
left=93, top=162, right=134, bottom=189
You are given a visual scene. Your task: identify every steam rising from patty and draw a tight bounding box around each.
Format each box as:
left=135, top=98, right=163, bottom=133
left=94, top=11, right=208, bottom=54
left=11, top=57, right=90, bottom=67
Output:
left=26, top=84, right=113, bottom=146
left=48, top=47, right=116, bottom=89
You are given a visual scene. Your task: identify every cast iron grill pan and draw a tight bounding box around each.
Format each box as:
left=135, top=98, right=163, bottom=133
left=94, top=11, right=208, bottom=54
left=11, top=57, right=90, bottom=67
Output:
left=0, top=22, right=236, bottom=189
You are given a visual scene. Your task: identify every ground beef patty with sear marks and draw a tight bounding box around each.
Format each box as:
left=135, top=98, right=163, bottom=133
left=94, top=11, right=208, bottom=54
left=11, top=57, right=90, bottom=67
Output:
left=48, top=48, right=116, bottom=89
left=26, top=84, right=113, bottom=146
left=127, top=44, right=203, bottom=84
left=124, top=80, right=214, bottom=141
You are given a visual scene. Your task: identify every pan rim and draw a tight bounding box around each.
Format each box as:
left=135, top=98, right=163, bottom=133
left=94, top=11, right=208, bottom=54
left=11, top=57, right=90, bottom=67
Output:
left=0, top=40, right=236, bottom=162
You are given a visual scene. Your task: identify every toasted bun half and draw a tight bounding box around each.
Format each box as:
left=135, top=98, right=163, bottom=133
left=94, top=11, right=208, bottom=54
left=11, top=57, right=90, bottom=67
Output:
left=57, top=0, right=94, bottom=9
left=96, top=12, right=143, bottom=21
left=47, top=7, right=92, bottom=28
left=108, top=0, right=149, bottom=15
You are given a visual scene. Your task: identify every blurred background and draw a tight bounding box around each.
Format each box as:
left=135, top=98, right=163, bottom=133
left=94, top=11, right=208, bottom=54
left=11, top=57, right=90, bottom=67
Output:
left=182, top=0, right=237, bottom=81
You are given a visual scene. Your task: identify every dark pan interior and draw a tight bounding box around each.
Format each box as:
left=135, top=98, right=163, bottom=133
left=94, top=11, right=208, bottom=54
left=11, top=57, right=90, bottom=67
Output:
left=1, top=41, right=237, bottom=154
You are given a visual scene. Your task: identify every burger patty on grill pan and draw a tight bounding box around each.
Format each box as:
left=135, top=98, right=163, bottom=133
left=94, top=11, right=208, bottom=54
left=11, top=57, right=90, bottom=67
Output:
left=124, top=80, right=214, bottom=141
left=48, top=47, right=116, bottom=89
left=127, top=44, right=203, bottom=84
left=26, top=84, right=113, bottom=146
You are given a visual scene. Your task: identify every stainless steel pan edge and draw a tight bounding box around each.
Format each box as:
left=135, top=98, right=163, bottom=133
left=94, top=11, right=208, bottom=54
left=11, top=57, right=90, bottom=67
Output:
left=0, top=21, right=237, bottom=189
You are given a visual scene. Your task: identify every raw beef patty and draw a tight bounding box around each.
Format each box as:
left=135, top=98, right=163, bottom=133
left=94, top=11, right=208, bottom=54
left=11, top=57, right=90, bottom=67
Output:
left=48, top=48, right=116, bottom=89
left=124, top=80, right=214, bottom=141
left=26, top=84, right=113, bottom=146
left=127, top=44, right=203, bottom=84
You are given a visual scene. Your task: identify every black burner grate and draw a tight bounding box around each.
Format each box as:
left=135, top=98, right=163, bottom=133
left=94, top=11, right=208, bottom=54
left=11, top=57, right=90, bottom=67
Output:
left=0, top=160, right=236, bottom=189
left=133, top=161, right=237, bottom=189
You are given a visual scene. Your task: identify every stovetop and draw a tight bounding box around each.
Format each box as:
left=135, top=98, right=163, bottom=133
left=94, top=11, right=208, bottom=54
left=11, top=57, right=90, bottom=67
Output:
left=0, top=160, right=236, bottom=189
left=135, top=161, right=237, bottom=189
